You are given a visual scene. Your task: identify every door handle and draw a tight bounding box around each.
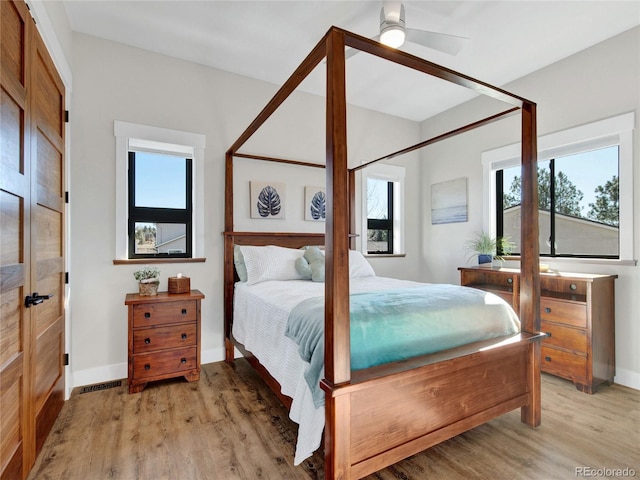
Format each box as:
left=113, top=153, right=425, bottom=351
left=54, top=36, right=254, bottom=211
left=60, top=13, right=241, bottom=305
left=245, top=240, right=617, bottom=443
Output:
left=25, top=292, right=54, bottom=308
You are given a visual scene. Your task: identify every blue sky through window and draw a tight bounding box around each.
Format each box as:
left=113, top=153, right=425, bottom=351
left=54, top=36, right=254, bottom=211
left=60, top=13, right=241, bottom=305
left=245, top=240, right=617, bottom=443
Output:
left=503, top=145, right=618, bottom=217
left=134, top=151, right=186, bottom=209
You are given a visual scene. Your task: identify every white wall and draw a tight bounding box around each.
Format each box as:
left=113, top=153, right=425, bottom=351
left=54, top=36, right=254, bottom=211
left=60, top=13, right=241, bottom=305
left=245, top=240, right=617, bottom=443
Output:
left=41, top=5, right=637, bottom=392
left=68, top=33, right=422, bottom=388
left=420, top=27, right=640, bottom=389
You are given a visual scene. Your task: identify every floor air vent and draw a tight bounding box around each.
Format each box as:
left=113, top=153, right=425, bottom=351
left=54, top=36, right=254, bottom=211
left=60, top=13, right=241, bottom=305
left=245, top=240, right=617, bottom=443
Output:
left=79, top=380, right=122, bottom=394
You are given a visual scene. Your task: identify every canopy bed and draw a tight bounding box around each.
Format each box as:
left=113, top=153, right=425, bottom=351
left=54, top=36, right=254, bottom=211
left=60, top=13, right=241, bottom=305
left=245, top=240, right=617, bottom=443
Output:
left=224, top=26, right=542, bottom=479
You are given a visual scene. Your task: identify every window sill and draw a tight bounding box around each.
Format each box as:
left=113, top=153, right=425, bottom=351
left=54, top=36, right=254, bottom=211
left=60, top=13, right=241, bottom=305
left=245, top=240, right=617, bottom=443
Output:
left=113, top=258, right=206, bottom=265
left=504, top=256, right=636, bottom=267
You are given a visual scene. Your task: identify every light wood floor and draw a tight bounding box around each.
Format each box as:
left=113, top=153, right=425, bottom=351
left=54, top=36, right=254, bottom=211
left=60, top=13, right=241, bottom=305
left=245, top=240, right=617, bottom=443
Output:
left=28, top=359, right=639, bottom=480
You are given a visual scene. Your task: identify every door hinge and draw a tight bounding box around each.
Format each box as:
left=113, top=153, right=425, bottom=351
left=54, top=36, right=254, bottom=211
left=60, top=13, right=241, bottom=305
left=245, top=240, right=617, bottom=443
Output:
left=65, top=272, right=69, bottom=284
left=63, top=353, right=69, bottom=366
left=65, top=191, right=69, bottom=203
left=25, top=3, right=36, bottom=24
left=65, top=110, right=69, bottom=123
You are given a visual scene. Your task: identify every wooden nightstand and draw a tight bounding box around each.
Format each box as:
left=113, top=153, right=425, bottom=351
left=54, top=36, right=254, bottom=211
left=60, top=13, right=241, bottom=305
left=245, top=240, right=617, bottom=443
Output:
left=125, top=290, right=204, bottom=393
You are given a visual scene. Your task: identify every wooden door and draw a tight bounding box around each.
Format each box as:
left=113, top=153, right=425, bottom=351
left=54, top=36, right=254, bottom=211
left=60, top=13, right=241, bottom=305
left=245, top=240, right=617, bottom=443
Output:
left=1, top=1, right=66, bottom=478
left=29, top=8, right=66, bottom=459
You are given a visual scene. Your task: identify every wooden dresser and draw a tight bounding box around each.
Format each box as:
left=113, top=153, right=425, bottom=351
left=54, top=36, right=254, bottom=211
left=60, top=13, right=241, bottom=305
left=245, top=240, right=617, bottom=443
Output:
left=459, top=267, right=616, bottom=393
left=125, top=290, right=204, bottom=393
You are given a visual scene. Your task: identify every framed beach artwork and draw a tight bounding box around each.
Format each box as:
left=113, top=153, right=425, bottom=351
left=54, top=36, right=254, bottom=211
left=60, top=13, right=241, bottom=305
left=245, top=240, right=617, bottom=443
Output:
left=250, top=181, right=285, bottom=219
left=431, top=177, right=468, bottom=224
left=305, top=186, right=326, bottom=221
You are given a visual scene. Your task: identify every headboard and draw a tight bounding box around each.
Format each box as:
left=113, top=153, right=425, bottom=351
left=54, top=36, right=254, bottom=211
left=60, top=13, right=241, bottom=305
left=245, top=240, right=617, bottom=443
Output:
left=223, top=231, right=325, bottom=355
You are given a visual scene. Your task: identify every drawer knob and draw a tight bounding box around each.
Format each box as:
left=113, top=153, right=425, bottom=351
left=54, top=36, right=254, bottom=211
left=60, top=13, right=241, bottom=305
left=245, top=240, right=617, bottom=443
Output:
left=181, top=308, right=187, bottom=315
left=144, top=312, right=151, bottom=318
left=507, top=278, right=513, bottom=284
left=181, top=358, right=187, bottom=364
left=181, top=333, right=188, bottom=340
left=544, top=356, right=552, bottom=362
left=570, top=283, right=577, bottom=290
left=545, top=307, right=551, bottom=313
left=144, top=338, right=151, bottom=344
left=144, top=364, right=151, bottom=370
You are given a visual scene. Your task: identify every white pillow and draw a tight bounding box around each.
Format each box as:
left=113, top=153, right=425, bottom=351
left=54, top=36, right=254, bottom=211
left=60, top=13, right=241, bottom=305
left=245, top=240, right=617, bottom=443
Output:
left=240, top=245, right=307, bottom=285
left=313, top=248, right=375, bottom=278
left=348, top=250, right=376, bottom=278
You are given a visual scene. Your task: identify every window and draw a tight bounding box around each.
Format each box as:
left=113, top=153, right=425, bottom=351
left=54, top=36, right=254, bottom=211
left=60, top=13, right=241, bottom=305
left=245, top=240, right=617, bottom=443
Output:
left=497, top=146, right=619, bottom=258
left=483, top=113, right=634, bottom=263
left=362, top=164, right=405, bottom=255
left=114, top=121, right=206, bottom=261
left=367, top=178, right=394, bottom=253
left=128, top=151, right=192, bottom=258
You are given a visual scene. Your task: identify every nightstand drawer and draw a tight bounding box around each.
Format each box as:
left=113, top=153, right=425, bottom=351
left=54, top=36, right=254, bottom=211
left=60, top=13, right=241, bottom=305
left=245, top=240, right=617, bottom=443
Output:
left=133, top=347, right=197, bottom=380
left=540, top=298, right=586, bottom=328
left=133, top=300, right=197, bottom=328
left=541, top=321, right=587, bottom=354
left=541, top=346, right=586, bottom=380
left=133, top=323, right=197, bottom=353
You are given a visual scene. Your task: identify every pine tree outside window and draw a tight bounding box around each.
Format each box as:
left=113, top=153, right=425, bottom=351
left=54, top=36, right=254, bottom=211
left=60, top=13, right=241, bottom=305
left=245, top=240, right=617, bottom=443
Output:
left=497, top=146, right=619, bottom=258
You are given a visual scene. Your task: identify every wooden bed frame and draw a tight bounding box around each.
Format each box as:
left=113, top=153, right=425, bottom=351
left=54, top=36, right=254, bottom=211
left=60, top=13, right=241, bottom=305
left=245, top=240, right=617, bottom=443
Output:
left=224, top=27, right=542, bottom=479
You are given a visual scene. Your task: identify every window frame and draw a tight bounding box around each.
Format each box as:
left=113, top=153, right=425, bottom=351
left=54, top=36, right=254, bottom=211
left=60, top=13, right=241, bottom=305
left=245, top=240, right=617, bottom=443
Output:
left=114, top=121, right=206, bottom=261
left=361, top=163, right=405, bottom=256
left=482, top=112, right=635, bottom=265
left=496, top=151, right=620, bottom=259
left=367, top=179, right=394, bottom=254
left=127, top=151, right=193, bottom=259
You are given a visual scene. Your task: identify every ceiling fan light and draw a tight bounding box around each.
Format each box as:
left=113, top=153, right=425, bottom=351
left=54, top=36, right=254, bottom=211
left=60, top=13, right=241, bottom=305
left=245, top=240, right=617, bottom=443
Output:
left=380, top=25, right=405, bottom=48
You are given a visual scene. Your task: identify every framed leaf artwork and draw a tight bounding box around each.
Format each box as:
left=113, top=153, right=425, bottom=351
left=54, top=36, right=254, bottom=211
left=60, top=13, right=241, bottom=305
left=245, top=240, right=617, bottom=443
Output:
left=250, top=181, right=285, bottom=219
left=305, top=186, right=326, bottom=221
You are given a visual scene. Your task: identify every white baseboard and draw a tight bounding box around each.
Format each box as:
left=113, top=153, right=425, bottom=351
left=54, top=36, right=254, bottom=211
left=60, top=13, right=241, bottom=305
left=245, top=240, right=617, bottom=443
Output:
left=69, top=347, right=231, bottom=397
left=68, top=352, right=640, bottom=398
left=201, top=346, right=227, bottom=364
left=71, top=362, right=127, bottom=394
left=614, top=368, right=640, bottom=391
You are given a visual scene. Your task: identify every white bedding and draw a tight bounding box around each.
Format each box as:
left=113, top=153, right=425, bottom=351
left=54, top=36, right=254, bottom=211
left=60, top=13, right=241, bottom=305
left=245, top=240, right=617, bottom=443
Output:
left=232, top=276, right=427, bottom=465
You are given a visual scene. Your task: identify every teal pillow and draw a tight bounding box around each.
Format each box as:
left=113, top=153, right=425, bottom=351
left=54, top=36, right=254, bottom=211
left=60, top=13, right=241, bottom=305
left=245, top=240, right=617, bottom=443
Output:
left=295, top=255, right=312, bottom=279
left=294, top=246, right=325, bottom=282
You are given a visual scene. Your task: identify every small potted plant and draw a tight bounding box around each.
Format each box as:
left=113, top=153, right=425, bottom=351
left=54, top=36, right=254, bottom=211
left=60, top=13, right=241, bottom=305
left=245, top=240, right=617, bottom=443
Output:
left=466, top=232, right=515, bottom=267
left=134, top=265, right=160, bottom=296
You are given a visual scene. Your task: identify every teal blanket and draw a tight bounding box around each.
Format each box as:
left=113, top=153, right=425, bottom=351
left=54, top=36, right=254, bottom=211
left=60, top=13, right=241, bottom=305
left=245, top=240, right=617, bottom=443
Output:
left=285, top=284, right=520, bottom=407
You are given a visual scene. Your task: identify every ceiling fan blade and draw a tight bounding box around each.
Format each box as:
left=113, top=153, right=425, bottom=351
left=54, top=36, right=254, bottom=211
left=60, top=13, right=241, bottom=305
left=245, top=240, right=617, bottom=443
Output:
left=405, top=28, right=469, bottom=55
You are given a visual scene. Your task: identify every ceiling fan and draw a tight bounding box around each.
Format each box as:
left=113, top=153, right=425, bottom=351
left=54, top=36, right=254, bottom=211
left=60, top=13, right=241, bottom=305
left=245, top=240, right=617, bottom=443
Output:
left=349, top=1, right=469, bottom=57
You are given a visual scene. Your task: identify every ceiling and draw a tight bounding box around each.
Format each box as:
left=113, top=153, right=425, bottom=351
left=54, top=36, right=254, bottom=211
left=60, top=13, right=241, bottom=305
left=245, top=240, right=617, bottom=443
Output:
left=63, top=1, right=640, bottom=122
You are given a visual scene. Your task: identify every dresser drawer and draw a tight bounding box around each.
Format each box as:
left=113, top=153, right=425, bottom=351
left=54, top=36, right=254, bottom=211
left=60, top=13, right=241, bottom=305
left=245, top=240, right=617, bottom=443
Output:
left=133, top=323, right=197, bottom=353
left=489, top=291, right=515, bottom=306
left=133, top=300, right=197, bottom=328
left=541, top=321, right=587, bottom=354
left=133, top=347, right=197, bottom=380
left=540, top=298, right=586, bottom=328
left=541, top=346, right=586, bottom=380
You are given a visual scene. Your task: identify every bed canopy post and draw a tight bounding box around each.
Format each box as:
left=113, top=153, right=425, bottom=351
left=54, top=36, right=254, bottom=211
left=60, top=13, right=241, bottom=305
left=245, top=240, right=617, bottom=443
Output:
left=224, top=151, right=235, bottom=362
left=324, top=27, right=352, bottom=479
left=519, top=101, right=541, bottom=427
